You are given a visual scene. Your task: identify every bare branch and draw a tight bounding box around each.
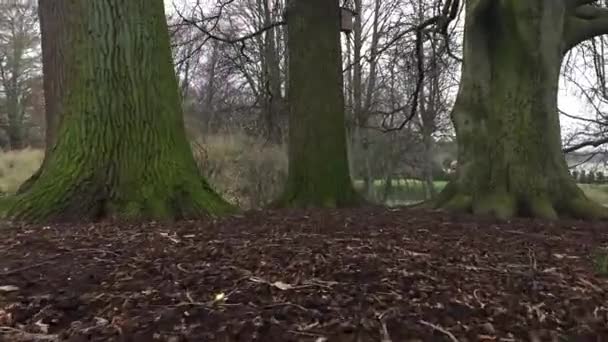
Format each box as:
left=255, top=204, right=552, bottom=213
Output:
left=563, top=136, right=608, bottom=152
left=177, top=9, right=286, bottom=45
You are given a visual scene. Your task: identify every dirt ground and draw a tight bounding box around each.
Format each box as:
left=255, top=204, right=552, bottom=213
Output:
left=0, top=207, right=607, bottom=341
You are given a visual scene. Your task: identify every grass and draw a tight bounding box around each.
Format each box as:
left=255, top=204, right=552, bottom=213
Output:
left=578, top=184, right=608, bottom=206
left=0, top=148, right=43, bottom=194
left=356, top=178, right=608, bottom=207
left=0, top=145, right=607, bottom=208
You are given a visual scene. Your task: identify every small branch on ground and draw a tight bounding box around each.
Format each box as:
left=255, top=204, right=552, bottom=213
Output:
left=418, top=320, right=460, bottom=342
left=0, top=326, right=58, bottom=341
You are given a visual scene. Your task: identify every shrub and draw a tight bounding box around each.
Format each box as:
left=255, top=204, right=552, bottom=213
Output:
left=0, top=135, right=287, bottom=208
left=579, top=170, right=587, bottom=184
left=571, top=170, right=579, bottom=181
left=588, top=171, right=596, bottom=184
left=597, top=171, right=605, bottom=184
left=191, top=134, right=287, bottom=209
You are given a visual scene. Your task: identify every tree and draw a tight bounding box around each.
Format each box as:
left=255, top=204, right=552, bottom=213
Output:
left=436, top=0, right=608, bottom=219
left=277, top=0, right=360, bottom=207
left=0, top=0, right=40, bottom=150
left=17, top=0, right=69, bottom=194
left=4, top=0, right=232, bottom=222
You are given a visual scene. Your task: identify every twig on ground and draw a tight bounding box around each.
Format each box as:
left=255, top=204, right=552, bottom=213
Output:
left=0, top=326, right=58, bottom=341
left=473, top=289, right=486, bottom=309
left=578, top=277, right=603, bottom=292
left=287, top=329, right=325, bottom=337
left=418, top=320, right=460, bottom=342
left=380, top=320, right=393, bottom=342
left=528, top=248, right=538, bottom=271
left=73, top=248, right=121, bottom=257
left=0, top=260, right=55, bottom=276
left=263, top=302, right=309, bottom=312
left=1, top=248, right=123, bottom=276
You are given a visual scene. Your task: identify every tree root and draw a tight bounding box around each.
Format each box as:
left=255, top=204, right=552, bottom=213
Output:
left=435, top=185, right=608, bottom=221
left=4, top=178, right=235, bottom=224
left=271, top=189, right=365, bottom=209
left=561, top=197, right=608, bottom=220
left=472, top=191, right=516, bottom=220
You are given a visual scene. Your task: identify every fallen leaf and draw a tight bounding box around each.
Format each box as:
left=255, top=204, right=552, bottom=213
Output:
left=94, top=317, right=109, bottom=326
left=271, top=281, right=294, bottom=290
left=214, top=292, right=226, bottom=301
left=35, top=319, right=49, bottom=333
left=0, top=285, right=19, bottom=292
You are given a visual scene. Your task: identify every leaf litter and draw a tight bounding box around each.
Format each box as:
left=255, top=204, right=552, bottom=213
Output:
left=0, top=207, right=607, bottom=341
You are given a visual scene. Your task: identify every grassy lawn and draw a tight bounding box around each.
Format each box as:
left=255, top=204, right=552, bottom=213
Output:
left=355, top=178, right=608, bottom=207
left=578, top=184, right=608, bottom=206
left=353, top=179, right=447, bottom=191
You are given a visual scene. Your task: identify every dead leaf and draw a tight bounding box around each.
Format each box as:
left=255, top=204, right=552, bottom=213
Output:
left=271, top=281, right=294, bottom=290
left=0, top=285, right=19, bottom=292
left=94, top=317, right=109, bottom=326
left=214, top=292, right=226, bottom=302
left=35, top=319, right=49, bottom=333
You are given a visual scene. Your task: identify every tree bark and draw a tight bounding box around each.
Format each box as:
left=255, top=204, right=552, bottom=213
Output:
left=18, top=0, right=68, bottom=193
left=5, top=0, right=232, bottom=223
left=436, top=0, right=607, bottom=220
left=262, top=0, right=284, bottom=143
left=277, top=0, right=359, bottom=207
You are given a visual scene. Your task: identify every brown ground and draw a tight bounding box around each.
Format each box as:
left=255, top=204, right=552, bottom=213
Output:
left=0, top=207, right=607, bottom=341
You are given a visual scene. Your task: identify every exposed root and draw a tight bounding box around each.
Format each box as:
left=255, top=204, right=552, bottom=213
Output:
left=527, top=195, right=558, bottom=220
left=272, top=186, right=365, bottom=209
left=4, top=180, right=235, bottom=224
left=562, top=197, right=608, bottom=220
left=443, top=194, right=473, bottom=213
left=436, top=184, right=608, bottom=221
left=472, top=192, right=516, bottom=220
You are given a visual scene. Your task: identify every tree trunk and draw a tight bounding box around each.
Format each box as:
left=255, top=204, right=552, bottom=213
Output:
left=436, top=1, right=606, bottom=220
left=352, top=0, right=371, bottom=197
left=277, top=0, right=359, bottom=207
left=37, top=0, right=65, bottom=152
left=5, top=0, right=232, bottom=223
left=17, top=0, right=69, bottom=194
left=202, top=40, right=219, bottom=133
left=6, top=94, right=24, bottom=150
left=262, top=0, right=284, bottom=143
left=2, top=36, right=25, bottom=150
left=417, top=0, right=436, bottom=201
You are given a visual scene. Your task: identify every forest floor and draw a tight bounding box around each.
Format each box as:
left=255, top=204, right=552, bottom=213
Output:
left=0, top=208, right=607, bottom=342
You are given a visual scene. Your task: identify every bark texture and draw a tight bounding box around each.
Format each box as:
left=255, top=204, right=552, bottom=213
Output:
left=18, top=0, right=68, bottom=194
left=278, top=0, right=359, bottom=207
left=437, top=0, right=607, bottom=220
left=5, top=0, right=232, bottom=222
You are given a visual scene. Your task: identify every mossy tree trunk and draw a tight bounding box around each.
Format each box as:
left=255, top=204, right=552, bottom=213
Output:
left=278, top=0, right=360, bottom=207
left=6, top=0, right=232, bottom=223
left=437, top=0, right=608, bottom=220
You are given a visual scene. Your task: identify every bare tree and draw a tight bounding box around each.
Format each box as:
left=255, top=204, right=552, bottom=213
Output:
left=0, top=0, right=40, bottom=149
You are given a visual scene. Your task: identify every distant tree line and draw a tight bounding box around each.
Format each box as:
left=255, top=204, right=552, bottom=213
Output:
left=570, top=170, right=608, bottom=184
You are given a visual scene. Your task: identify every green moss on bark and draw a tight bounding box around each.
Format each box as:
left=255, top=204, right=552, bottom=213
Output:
left=277, top=0, right=360, bottom=208
left=437, top=0, right=608, bottom=220
left=5, top=0, right=233, bottom=223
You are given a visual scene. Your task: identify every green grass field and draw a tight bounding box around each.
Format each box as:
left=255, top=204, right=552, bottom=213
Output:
left=355, top=178, right=608, bottom=207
